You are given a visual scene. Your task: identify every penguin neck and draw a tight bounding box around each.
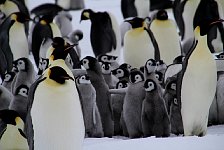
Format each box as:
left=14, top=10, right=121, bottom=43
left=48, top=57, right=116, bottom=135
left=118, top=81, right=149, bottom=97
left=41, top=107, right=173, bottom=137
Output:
left=196, top=35, right=209, bottom=53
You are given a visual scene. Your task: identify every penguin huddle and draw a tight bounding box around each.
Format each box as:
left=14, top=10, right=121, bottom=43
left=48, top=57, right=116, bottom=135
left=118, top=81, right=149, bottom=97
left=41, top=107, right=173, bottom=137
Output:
left=0, top=0, right=224, bottom=149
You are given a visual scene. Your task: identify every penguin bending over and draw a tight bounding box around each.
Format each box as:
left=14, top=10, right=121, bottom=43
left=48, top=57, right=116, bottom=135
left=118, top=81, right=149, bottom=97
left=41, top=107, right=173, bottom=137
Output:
left=177, top=19, right=221, bottom=136
left=80, top=56, right=114, bottom=137
left=141, top=79, right=170, bottom=137
left=76, top=74, right=104, bottom=138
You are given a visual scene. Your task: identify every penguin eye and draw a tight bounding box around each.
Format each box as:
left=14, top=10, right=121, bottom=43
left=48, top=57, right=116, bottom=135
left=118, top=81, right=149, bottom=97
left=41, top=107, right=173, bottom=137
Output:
left=83, top=60, right=87, bottom=64
left=221, top=55, right=224, bottom=59
left=174, top=98, right=178, bottom=105
left=171, top=83, right=176, bottom=90
left=148, top=61, right=152, bottom=66
left=155, top=74, right=159, bottom=79
left=135, top=74, right=141, bottom=80
left=148, top=82, right=153, bottom=87
left=102, top=65, right=105, bottom=69
left=119, top=83, right=122, bottom=88
left=102, top=56, right=107, bottom=61
left=117, top=69, right=122, bottom=74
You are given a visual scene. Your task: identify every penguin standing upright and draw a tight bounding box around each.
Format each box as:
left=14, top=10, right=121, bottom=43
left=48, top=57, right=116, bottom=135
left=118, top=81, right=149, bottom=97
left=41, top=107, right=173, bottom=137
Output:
left=150, top=10, right=182, bottom=65
left=121, top=0, right=150, bottom=19
left=80, top=9, right=121, bottom=61
left=26, top=66, right=84, bottom=150
left=2, top=71, right=16, bottom=91
left=80, top=56, right=114, bottom=137
left=123, top=17, right=160, bottom=68
left=177, top=19, right=221, bottom=136
left=75, top=74, right=104, bottom=138
left=0, top=109, right=29, bottom=150
left=0, top=12, right=31, bottom=78
left=123, top=69, right=145, bottom=138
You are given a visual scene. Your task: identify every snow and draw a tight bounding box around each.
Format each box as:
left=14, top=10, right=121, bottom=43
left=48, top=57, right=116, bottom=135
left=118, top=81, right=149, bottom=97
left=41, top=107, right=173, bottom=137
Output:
left=28, top=0, right=224, bottom=150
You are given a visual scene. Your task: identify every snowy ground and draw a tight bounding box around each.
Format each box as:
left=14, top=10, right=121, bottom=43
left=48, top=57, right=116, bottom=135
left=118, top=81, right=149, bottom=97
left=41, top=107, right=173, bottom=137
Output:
left=28, top=0, right=224, bottom=150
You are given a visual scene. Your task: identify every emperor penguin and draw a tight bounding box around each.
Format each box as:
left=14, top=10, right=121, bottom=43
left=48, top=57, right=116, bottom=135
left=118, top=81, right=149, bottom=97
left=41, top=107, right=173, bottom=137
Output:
left=123, top=69, right=145, bottom=138
left=11, top=57, right=35, bottom=94
left=80, top=56, right=114, bottom=137
left=123, top=17, right=160, bottom=68
left=0, top=0, right=30, bottom=36
left=98, top=54, right=120, bottom=70
left=37, top=57, right=49, bottom=77
left=75, top=74, right=104, bottom=138
left=26, top=66, right=84, bottom=150
left=0, top=85, right=13, bottom=110
left=2, top=71, right=16, bottom=91
left=177, top=19, right=221, bottom=136
left=9, top=84, right=29, bottom=122
left=121, top=0, right=150, bottom=19
left=150, top=0, right=173, bottom=11
left=141, top=79, right=170, bottom=137
left=55, top=0, right=85, bottom=10
left=150, top=10, right=182, bottom=65
left=80, top=9, right=121, bottom=62
left=0, top=12, right=31, bottom=78
left=111, top=65, right=130, bottom=82
left=0, top=109, right=28, bottom=150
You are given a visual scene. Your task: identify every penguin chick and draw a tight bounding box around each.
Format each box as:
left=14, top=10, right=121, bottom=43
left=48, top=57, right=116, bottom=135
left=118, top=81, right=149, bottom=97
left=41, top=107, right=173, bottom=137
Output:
left=37, top=57, right=49, bottom=76
left=141, top=79, right=170, bottom=138
left=170, top=95, right=184, bottom=135
left=123, top=69, right=145, bottom=138
left=68, top=29, right=83, bottom=58
left=0, top=109, right=28, bottom=150
left=9, top=84, right=29, bottom=122
left=80, top=56, right=114, bottom=137
left=155, top=71, right=165, bottom=88
left=156, top=60, right=167, bottom=75
left=98, top=54, right=120, bottom=70
left=120, top=63, right=132, bottom=72
left=112, top=80, right=128, bottom=136
left=101, top=62, right=118, bottom=89
left=0, top=85, right=13, bottom=110
left=1, top=71, right=16, bottom=91
left=216, top=52, right=224, bottom=59
left=111, top=66, right=130, bottom=82
left=76, top=74, right=104, bottom=138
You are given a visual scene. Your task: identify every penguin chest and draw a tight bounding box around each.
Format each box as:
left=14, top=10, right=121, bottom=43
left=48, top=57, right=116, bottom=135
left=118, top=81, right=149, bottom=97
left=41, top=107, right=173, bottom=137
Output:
left=2, top=1, right=19, bottom=16
left=31, top=81, right=84, bottom=150
left=50, top=23, right=62, bottom=37
left=0, top=125, right=28, bottom=150
left=9, top=22, right=29, bottom=60
left=124, top=29, right=154, bottom=68
left=181, top=45, right=217, bottom=127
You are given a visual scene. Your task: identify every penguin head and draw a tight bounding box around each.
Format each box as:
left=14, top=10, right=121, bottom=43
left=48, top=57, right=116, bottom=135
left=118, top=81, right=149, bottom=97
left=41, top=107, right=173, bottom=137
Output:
left=173, top=96, right=178, bottom=106
left=76, top=74, right=91, bottom=84
left=51, top=37, right=66, bottom=48
left=129, top=69, right=144, bottom=84
left=48, top=66, right=74, bottom=84
left=68, top=29, right=83, bottom=44
left=39, top=57, right=49, bottom=72
left=0, top=0, right=6, bottom=4
left=10, top=12, right=31, bottom=23
left=80, top=9, right=94, bottom=21
left=101, top=62, right=112, bottom=74
left=155, top=71, right=163, bottom=84
left=112, top=67, right=129, bottom=79
left=216, top=52, right=224, bottom=59
left=0, top=110, right=23, bottom=127
left=165, top=77, right=177, bottom=92
left=156, top=10, right=168, bottom=20
left=194, top=19, right=224, bottom=37
left=125, top=17, right=146, bottom=29
left=15, top=84, right=29, bottom=97
left=173, top=55, right=185, bottom=64
left=156, top=60, right=167, bottom=72
left=119, top=63, right=132, bottom=72
left=13, top=58, right=28, bottom=72
left=145, top=59, right=156, bottom=74
left=144, top=79, right=157, bottom=92
left=3, top=72, right=15, bottom=82
left=39, top=15, right=54, bottom=24
left=116, top=80, right=128, bottom=89
left=98, top=54, right=118, bottom=63
left=80, top=56, right=100, bottom=71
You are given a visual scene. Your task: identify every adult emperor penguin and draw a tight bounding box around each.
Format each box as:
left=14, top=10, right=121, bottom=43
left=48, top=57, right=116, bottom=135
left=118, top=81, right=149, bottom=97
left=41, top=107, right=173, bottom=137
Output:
left=26, top=66, right=84, bottom=150
left=123, top=69, right=145, bottom=138
left=150, top=10, right=182, bottom=65
left=124, top=17, right=160, bottom=68
left=80, top=9, right=121, bottom=62
left=177, top=19, right=222, bottom=136
left=0, top=109, right=28, bottom=150
left=121, top=0, right=150, bottom=19
left=80, top=56, right=114, bottom=137
left=0, top=12, right=31, bottom=78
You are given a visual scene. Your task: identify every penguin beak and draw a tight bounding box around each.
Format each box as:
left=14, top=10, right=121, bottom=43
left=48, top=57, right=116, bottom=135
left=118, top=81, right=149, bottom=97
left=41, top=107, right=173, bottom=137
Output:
left=64, top=43, right=77, bottom=51
left=62, top=75, right=74, bottom=81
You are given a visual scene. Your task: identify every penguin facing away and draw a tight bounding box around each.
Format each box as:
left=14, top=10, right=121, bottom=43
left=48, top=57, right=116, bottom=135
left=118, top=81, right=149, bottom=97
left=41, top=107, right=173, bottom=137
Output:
left=0, top=109, right=29, bottom=150
left=80, top=56, right=114, bottom=137
left=27, top=66, right=84, bottom=150
left=177, top=19, right=221, bottom=136
left=75, top=74, right=104, bottom=138
left=124, top=17, right=160, bottom=68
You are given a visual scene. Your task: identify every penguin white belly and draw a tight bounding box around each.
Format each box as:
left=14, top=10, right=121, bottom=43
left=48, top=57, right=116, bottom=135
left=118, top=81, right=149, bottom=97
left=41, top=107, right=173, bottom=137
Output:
left=182, top=0, right=200, bottom=41
left=31, top=80, right=85, bottom=150
left=1, top=1, right=19, bottom=16
left=150, top=20, right=181, bottom=65
left=211, top=28, right=223, bottom=53
left=0, top=125, right=29, bottom=150
left=124, top=29, right=154, bottom=68
left=134, top=0, right=150, bottom=18
left=56, top=0, right=70, bottom=9
left=50, top=23, right=62, bottom=37
left=108, top=13, right=122, bottom=62
left=181, top=42, right=217, bottom=136
left=9, top=22, right=29, bottom=60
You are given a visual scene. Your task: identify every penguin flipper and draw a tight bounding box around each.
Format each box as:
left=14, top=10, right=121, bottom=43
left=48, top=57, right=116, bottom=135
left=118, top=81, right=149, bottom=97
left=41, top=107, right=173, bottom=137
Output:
left=69, top=48, right=81, bottom=69
left=26, top=76, right=46, bottom=150
left=0, top=122, right=6, bottom=140
left=0, top=49, right=8, bottom=79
